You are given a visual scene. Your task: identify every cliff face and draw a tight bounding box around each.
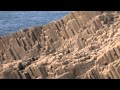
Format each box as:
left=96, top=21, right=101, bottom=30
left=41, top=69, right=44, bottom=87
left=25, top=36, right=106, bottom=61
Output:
left=1, top=11, right=120, bottom=79
left=0, top=11, right=101, bottom=62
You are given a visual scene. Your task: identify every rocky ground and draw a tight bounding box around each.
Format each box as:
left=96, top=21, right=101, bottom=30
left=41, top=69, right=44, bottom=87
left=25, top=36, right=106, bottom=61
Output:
left=1, top=11, right=120, bottom=79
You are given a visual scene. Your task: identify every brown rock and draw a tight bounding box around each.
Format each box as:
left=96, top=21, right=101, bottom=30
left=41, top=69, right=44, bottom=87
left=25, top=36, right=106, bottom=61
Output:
left=38, top=66, right=48, bottom=79
left=55, top=72, right=73, bottom=79
left=109, top=48, right=118, bottom=61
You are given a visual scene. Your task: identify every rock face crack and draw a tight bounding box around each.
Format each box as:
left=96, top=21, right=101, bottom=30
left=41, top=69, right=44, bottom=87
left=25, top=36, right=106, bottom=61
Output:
left=1, top=11, right=120, bottom=79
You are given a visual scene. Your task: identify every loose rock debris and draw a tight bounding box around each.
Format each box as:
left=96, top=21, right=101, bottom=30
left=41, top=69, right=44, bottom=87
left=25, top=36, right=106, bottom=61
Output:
left=0, top=11, right=120, bottom=79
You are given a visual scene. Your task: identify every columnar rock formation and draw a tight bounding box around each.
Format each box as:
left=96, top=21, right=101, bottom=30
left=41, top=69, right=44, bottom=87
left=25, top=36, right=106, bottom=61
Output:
left=0, top=11, right=101, bottom=62
left=1, top=11, right=120, bottom=79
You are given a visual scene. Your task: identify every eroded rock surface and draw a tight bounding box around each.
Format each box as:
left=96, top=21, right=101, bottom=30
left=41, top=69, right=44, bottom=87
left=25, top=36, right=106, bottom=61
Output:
left=1, top=11, right=120, bottom=79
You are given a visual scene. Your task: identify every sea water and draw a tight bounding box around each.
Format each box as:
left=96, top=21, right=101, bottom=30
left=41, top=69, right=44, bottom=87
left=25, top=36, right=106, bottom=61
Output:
left=0, top=11, right=70, bottom=36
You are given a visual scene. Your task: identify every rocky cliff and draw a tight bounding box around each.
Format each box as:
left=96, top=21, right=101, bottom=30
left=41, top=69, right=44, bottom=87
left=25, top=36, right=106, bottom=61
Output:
left=0, top=11, right=120, bottom=79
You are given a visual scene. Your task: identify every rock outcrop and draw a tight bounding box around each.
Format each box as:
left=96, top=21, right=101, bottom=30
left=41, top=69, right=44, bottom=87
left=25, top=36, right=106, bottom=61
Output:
left=1, top=11, right=120, bottom=79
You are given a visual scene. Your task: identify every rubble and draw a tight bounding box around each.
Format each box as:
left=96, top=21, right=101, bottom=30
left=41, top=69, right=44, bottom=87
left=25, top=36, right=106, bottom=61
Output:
left=1, top=11, right=120, bottom=79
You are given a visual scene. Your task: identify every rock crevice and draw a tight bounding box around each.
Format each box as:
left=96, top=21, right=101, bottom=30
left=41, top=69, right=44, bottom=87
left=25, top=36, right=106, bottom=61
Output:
left=1, top=11, right=120, bottom=79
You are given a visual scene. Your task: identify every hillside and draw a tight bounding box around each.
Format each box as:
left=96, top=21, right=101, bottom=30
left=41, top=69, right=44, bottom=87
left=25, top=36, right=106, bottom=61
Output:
left=0, top=11, right=120, bottom=79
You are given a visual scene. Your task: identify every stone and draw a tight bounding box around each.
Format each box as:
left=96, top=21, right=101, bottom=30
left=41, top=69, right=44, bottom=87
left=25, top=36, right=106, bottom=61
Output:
left=2, top=36, right=9, bottom=45
left=18, top=38, right=25, bottom=47
left=12, top=70, right=22, bottom=79
left=29, top=48, right=39, bottom=58
left=30, top=65, right=41, bottom=78
left=36, top=26, right=42, bottom=35
left=100, top=71, right=109, bottom=79
left=90, top=71, right=96, bottom=79
left=9, top=38, right=20, bottom=49
left=1, top=70, right=12, bottom=79
left=55, top=68, right=61, bottom=75
left=10, top=71, right=17, bottom=79
left=68, top=21, right=77, bottom=34
left=36, top=76, right=42, bottom=79
left=21, top=28, right=29, bottom=33
left=2, top=54, right=8, bottom=61
left=65, top=27, right=75, bottom=38
left=26, top=67, right=34, bottom=79
left=70, top=12, right=76, bottom=19
left=86, top=60, right=93, bottom=69
left=1, top=11, right=120, bottom=79
left=47, top=56, right=55, bottom=64
left=34, top=66, right=42, bottom=78
left=105, top=51, right=113, bottom=62
left=76, top=37, right=82, bottom=49
left=108, top=65, right=120, bottom=79
left=23, top=72, right=31, bottom=79
left=94, top=18, right=103, bottom=29
left=43, top=29, right=49, bottom=36
left=55, top=21, right=62, bottom=30
left=76, top=18, right=82, bottom=27
left=108, top=71, right=114, bottom=79
left=79, top=38, right=86, bottom=49
left=90, top=19, right=98, bottom=31
left=22, top=37, right=31, bottom=48
left=117, top=65, right=120, bottom=74
left=59, top=66, right=66, bottom=75
left=109, top=48, right=118, bottom=61
left=3, top=35, right=12, bottom=43
left=87, top=11, right=101, bottom=19
left=74, top=63, right=82, bottom=76
left=7, top=72, right=14, bottom=79
left=33, top=28, right=42, bottom=40
left=40, top=36, right=46, bottom=47
left=62, top=16, right=68, bottom=24
left=29, top=65, right=38, bottom=78
left=52, top=22, right=60, bottom=30
left=29, top=31, right=38, bottom=43
left=16, top=31, right=24, bottom=38
left=72, top=11, right=80, bottom=18
left=0, top=40, right=4, bottom=50
left=38, top=66, right=48, bottom=79
left=55, top=29, right=61, bottom=37
left=52, top=40, right=61, bottom=50
left=63, top=64, right=74, bottom=75
left=59, top=37, right=65, bottom=44
left=5, top=48, right=15, bottom=60
left=113, top=45, right=120, bottom=58
left=10, top=48, right=20, bottom=60
left=96, top=55, right=104, bottom=65
left=96, top=30, right=103, bottom=35
left=102, top=53, right=109, bottom=63
left=9, top=47, right=20, bottom=60
left=50, top=30, right=58, bottom=42
left=91, top=68, right=101, bottom=79
left=59, top=30, right=68, bottom=39
left=55, top=72, right=73, bottom=79
left=55, top=66, right=65, bottom=76
left=79, top=63, right=88, bottom=75
left=67, top=14, right=72, bottom=21
left=72, top=19, right=80, bottom=33
left=89, top=27, right=96, bottom=34
left=21, top=62, right=27, bottom=68
left=82, top=29, right=90, bottom=40
left=47, top=72, right=55, bottom=78
left=73, top=19, right=81, bottom=30
left=17, top=62, right=24, bottom=70
left=103, top=13, right=114, bottom=24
